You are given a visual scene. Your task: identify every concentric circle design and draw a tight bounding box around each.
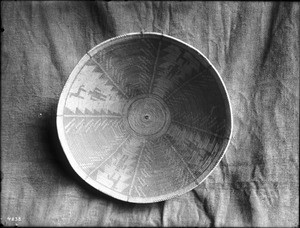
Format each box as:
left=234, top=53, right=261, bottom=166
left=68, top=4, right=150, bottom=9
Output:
left=56, top=32, right=232, bottom=203
left=123, top=94, right=171, bottom=138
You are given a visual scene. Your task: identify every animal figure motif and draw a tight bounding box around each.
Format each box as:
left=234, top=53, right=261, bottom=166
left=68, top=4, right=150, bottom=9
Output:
left=175, top=50, right=189, bottom=65
left=88, top=88, right=107, bottom=101
left=69, top=85, right=86, bottom=99
left=166, top=51, right=189, bottom=78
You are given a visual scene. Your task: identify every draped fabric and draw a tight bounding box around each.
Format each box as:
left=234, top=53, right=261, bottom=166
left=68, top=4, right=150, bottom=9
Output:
left=1, top=1, right=299, bottom=226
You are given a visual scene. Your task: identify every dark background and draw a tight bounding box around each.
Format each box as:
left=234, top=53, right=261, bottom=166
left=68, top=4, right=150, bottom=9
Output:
left=1, top=1, right=299, bottom=226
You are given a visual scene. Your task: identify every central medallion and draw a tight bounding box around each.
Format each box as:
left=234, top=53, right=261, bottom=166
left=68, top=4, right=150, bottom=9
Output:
left=123, top=94, right=171, bottom=138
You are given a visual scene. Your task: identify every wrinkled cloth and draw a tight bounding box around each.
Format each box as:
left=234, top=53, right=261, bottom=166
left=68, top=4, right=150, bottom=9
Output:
left=1, top=1, right=299, bottom=227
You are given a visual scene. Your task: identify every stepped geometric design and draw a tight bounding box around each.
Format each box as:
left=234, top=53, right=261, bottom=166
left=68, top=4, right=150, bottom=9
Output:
left=56, top=33, right=232, bottom=203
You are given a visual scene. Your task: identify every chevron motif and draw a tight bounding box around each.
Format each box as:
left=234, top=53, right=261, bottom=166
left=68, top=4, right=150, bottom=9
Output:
left=92, top=38, right=161, bottom=98
left=165, top=123, right=224, bottom=177
left=94, top=136, right=143, bottom=194
left=127, top=137, right=193, bottom=198
left=152, top=42, right=203, bottom=98
left=169, top=104, right=227, bottom=138
left=64, top=128, right=127, bottom=173
left=64, top=117, right=124, bottom=134
left=163, top=70, right=228, bottom=136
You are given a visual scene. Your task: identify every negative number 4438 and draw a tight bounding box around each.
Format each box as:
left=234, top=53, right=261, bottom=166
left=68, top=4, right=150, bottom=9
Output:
left=6, top=217, right=22, bottom=222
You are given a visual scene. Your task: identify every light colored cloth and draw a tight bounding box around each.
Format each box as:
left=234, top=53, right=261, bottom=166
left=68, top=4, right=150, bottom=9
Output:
left=1, top=1, right=299, bottom=226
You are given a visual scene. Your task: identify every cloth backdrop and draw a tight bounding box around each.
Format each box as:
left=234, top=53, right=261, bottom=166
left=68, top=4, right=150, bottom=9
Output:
left=1, top=1, right=299, bottom=227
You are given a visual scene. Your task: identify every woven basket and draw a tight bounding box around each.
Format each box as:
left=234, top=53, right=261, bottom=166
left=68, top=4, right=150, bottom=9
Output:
left=57, top=32, right=232, bottom=203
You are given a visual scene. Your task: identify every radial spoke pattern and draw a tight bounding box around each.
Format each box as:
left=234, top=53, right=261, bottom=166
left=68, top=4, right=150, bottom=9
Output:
left=57, top=33, right=231, bottom=203
left=148, top=39, right=162, bottom=94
